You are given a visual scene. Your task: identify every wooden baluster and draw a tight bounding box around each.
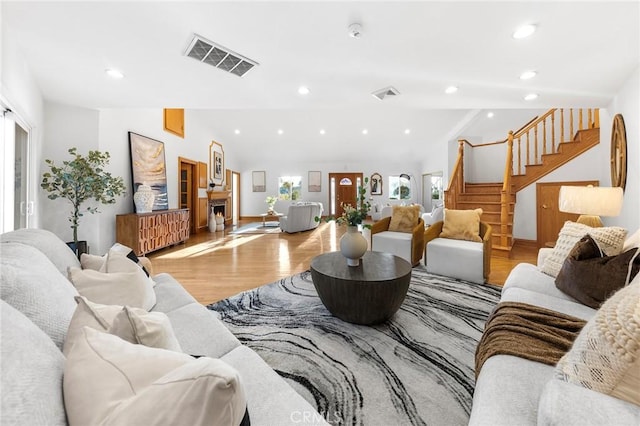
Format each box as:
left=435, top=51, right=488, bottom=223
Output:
left=518, top=137, right=522, bottom=175
left=543, top=119, right=547, bottom=155
left=594, top=109, right=600, bottom=128
left=588, top=109, right=593, bottom=128
left=501, top=132, right=514, bottom=249
left=526, top=131, right=530, bottom=165
left=534, top=125, right=539, bottom=164
left=570, top=108, right=574, bottom=140
left=551, top=112, right=556, bottom=153
left=458, top=140, right=464, bottom=195
left=560, top=108, right=565, bottom=143
left=579, top=109, right=584, bottom=130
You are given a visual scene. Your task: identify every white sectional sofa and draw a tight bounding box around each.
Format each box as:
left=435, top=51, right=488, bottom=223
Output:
left=279, top=202, right=323, bottom=233
left=0, top=228, right=326, bottom=425
left=469, top=232, right=640, bottom=425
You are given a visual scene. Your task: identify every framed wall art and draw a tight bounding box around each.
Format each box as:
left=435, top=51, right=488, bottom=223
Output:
left=209, top=141, right=225, bottom=185
left=370, top=172, right=383, bottom=196
left=308, top=171, right=321, bottom=192
left=252, top=171, right=266, bottom=192
left=128, top=132, right=169, bottom=211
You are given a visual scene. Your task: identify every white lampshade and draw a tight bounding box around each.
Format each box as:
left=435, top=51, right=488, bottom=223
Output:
left=558, top=186, right=623, bottom=216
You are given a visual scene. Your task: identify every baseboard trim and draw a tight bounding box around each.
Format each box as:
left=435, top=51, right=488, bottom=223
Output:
left=513, top=238, right=538, bottom=250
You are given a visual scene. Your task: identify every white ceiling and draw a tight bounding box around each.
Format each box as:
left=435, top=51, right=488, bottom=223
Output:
left=3, top=1, right=639, bottom=163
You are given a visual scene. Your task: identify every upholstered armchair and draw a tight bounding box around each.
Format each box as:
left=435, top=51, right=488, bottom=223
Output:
left=371, top=215, right=425, bottom=267
left=424, top=220, right=492, bottom=283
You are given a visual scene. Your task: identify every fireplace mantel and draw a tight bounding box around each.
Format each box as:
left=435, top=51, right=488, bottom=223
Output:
left=207, top=190, right=231, bottom=200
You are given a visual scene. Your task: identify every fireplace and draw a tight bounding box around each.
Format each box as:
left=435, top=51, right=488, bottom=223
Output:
left=207, top=190, right=232, bottom=226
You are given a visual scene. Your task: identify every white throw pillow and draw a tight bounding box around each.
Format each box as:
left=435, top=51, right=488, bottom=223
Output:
left=68, top=265, right=156, bottom=310
left=63, top=297, right=181, bottom=356
left=110, top=306, right=182, bottom=352
left=80, top=253, right=106, bottom=271
left=540, top=221, right=627, bottom=277
left=555, top=274, right=640, bottom=406
left=64, top=327, right=247, bottom=426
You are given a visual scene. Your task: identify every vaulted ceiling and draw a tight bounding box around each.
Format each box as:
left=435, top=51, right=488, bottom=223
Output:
left=3, top=1, right=638, bottom=163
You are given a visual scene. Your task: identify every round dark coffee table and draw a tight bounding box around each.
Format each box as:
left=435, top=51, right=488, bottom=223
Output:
left=310, top=251, right=412, bottom=325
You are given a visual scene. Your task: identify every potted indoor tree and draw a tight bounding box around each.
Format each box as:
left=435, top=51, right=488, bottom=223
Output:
left=41, top=147, right=126, bottom=256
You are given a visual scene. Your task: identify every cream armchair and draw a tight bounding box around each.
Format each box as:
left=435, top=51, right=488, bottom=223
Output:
left=424, top=220, right=492, bottom=284
left=371, top=216, right=425, bottom=267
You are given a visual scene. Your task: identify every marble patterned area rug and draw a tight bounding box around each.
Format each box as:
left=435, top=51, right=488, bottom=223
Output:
left=207, top=267, right=501, bottom=426
left=229, top=222, right=282, bottom=234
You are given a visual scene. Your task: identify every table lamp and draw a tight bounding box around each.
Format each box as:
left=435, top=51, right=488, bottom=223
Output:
left=558, top=185, right=623, bottom=227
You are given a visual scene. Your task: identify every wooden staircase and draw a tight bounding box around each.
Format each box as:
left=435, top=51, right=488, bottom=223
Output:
left=445, top=108, right=600, bottom=258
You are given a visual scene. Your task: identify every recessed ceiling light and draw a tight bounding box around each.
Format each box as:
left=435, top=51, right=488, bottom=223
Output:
left=513, top=24, right=536, bottom=39
left=277, top=129, right=284, bottom=135
left=234, top=129, right=240, bottom=135
left=445, top=86, right=458, bottom=94
left=520, top=70, right=537, bottom=80
left=362, top=129, right=368, bottom=135
left=487, top=112, right=495, bottom=118
left=524, top=93, right=539, bottom=101
left=105, top=69, right=124, bottom=79
left=319, top=129, right=326, bottom=135
left=404, top=129, right=411, bottom=135
left=298, top=86, right=310, bottom=95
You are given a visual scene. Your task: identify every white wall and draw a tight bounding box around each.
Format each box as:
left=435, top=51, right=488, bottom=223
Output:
left=240, top=159, right=422, bottom=216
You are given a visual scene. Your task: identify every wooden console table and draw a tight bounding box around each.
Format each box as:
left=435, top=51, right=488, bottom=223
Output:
left=116, top=208, right=189, bottom=256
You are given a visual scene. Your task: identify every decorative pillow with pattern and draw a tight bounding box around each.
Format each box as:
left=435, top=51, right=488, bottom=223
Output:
left=540, top=221, right=627, bottom=278
left=389, top=205, right=421, bottom=233
left=555, top=275, right=640, bottom=406
left=439, top=208, right=483, bottom=242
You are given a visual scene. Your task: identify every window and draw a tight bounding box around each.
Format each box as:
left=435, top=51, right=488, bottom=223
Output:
left=389, top=175, right=411, bottom=200
left=278, top=176, right=302, bottom=200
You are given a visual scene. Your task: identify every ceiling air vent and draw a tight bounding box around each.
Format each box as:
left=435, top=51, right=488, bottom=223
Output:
left=372, top=86, right=400, bottom=101
left=185, top=34, right=258, bottom=77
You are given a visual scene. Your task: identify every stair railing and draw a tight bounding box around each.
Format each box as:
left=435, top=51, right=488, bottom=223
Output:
left=511, top=108, right=599, bottom=175
left=444, top=140, right=465, bottom=209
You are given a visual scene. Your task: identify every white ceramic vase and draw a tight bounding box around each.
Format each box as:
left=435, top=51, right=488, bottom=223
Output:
left=208, top=213, right=217, bottom=232
left=133, top=184, right=155, bottom=213
left=215, top=214, right=224, bottom=231
left=340, top=225, right=368, bottom=266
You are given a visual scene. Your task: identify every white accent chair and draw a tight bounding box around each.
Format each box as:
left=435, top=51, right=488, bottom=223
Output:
left=423, top=221, right=492, bottom=284
left=371, top=216, right=425, bottom=266
left=279, top=202, right=323, bottom=233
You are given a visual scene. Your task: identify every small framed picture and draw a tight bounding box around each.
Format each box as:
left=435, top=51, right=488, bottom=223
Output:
left=308, top=171, right=321, bottom=192
left=252, top=171, right=266, bottom=192
left=370, top=172, right=382, bottom=196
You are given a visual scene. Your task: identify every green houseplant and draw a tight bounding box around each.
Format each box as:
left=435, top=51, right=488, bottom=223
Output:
left=41, top=148, right=126, bottom=254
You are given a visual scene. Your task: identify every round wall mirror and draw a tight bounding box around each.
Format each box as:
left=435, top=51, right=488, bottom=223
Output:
left=610, top=114, right=627, bottom=190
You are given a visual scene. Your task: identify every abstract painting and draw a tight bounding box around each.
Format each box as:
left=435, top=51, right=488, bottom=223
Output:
left=128, top=132, right=168, bottom=211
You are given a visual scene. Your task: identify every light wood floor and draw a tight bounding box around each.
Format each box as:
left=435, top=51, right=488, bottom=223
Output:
left=148, top=221, right=538, bottom=305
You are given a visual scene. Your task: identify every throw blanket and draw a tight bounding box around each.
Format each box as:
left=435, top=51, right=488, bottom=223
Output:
left=475, top=302, right=587, bottom=378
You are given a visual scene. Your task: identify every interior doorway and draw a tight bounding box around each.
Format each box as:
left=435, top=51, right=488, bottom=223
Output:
left=422, top=171, right=443, bottom=212
left=226, top=169, right=240, bottom=226
left=328, top=172, right=363, bottom=218
left=536, top=180, right=599, bottom=248
left=178, top=157, right=199, bottom=235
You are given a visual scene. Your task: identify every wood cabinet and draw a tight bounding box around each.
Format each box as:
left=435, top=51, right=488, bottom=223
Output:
left=163, top=108, right=184, bottom=138
left=197, top=198, right=208, bottom=230
left=116, top=209, right=189, bottom=256
left=198, top=162, right=208, bottom=188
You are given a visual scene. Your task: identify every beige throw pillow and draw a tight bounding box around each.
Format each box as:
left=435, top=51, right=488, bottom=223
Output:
left=63, top=297, right=182, bottom=356
left=80, top=253, right=106, bottom=271
left=555, top=275, right=640, bottom=406
left=68, top=266, right=156, bottom=310
left=388, top=205, right=421, bottom=233
left=440, top=208, right=483, bottom=242
left=64, top=327, right=247, bottom=426
left=541, top=221, right=627, bottom=278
